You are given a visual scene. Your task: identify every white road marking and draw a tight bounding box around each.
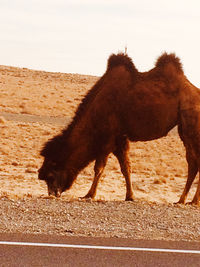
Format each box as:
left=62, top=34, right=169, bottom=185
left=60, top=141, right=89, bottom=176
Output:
left=0, top=241, right=199, bottom=254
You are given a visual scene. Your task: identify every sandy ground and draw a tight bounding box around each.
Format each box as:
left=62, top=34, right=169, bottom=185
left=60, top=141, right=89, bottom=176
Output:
left=0, top=65, right=200, bottom=241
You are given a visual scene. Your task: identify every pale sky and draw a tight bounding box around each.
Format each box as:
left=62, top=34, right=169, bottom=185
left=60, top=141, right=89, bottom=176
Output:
left=0, top=0, right=200, bottom=85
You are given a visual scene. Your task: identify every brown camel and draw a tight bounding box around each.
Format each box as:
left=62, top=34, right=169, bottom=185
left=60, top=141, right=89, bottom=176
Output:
left=38, top=52, right=200, bottom=205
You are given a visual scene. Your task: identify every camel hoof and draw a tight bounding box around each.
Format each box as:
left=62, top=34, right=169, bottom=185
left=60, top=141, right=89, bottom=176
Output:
left=186, top=201, right=199, bottom=206
left=125, top=196, right=134, bottom=201
left=173, top=201, right=184, bottom=205
left=80, top=194, right=94, bottom=200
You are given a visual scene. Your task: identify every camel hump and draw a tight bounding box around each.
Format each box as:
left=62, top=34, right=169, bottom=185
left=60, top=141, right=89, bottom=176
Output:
left=155, top=53, right=183, bottom=74
left=107, top=53, right=138, bottom=73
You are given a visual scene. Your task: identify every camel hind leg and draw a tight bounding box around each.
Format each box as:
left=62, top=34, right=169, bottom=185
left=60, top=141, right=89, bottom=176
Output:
left=114, top=136, right=134, bottom=201
left=82, top=155, right=108, bottom=199
left=190, top=172, right=200, bottom=205
left=176, top=149, right=198, bottom=204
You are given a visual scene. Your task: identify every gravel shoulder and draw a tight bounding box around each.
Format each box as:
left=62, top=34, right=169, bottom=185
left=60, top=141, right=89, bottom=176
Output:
left=1, top=197, right=200, bottom=242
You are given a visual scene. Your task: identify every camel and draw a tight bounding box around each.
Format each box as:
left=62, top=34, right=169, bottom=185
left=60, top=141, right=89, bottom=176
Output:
left=38, top=52, right=200, bottom=205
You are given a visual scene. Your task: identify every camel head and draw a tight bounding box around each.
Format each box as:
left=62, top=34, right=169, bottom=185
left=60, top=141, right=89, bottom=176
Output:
left=38, top=157, right=75, bottom=197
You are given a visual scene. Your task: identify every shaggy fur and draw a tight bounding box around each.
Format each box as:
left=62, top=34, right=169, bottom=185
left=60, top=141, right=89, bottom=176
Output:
left=41, top=75, right=107, bottom=160
left=155, top=52, right=183, bottom=73
left=39, top=52, right=200, bottom=205
left=107, top=53, right=138, bottom=74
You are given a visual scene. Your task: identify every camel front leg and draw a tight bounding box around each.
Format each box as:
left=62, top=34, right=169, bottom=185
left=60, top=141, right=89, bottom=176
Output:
left=114, top=137, right=134, bottom=201
left=82, top=155, right=108, bottom=199
left=176, top=151, right=198, bottom=204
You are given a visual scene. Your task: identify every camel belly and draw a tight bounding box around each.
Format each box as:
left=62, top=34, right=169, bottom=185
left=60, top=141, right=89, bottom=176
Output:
left=123, top=104, right=178, bottom=141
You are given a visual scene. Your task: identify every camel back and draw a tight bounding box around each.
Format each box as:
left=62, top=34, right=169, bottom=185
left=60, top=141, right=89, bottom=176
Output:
left=41, top=52, right=184, bottom=159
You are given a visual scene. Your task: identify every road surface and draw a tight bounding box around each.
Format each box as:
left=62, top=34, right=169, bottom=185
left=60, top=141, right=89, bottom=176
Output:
left=0, top=233, right=199, bottom=266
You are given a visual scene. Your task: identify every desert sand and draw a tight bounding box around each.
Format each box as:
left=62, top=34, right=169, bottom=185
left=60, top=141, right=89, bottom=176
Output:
left=1, top=65, right=200, bottom=241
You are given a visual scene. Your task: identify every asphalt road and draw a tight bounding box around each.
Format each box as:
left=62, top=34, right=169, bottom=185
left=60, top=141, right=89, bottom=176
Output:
left=0, top=233, right=200, bottom=267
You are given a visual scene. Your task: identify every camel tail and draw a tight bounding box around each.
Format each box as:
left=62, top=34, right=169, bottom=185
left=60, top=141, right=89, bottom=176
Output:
left=107, top=53, right=138, bottom=74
